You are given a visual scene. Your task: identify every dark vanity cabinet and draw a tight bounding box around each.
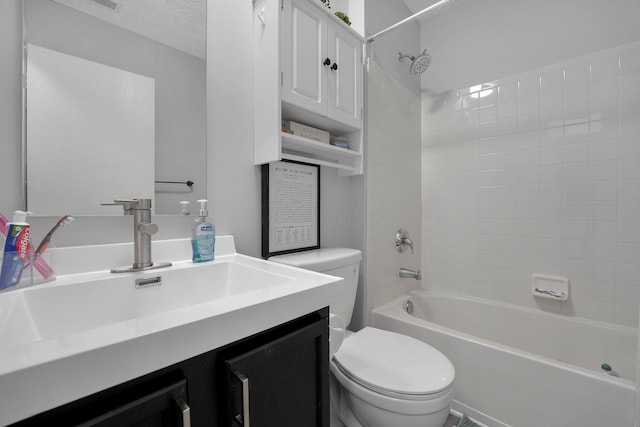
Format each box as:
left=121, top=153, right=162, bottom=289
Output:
left=12, top=308, right=329, bottom=427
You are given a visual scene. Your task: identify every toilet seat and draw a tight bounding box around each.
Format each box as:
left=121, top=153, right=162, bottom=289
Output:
left=332, top=327, right=454, bottom=400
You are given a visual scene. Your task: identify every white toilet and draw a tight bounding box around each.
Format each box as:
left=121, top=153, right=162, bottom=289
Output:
left=269, top=248, right=455, bottom=427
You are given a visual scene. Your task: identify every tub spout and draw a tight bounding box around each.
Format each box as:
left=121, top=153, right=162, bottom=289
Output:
left=399, top=268, right=421, bottom=280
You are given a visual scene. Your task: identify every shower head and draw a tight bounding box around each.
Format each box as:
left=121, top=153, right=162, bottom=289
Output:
left=398, top=50, right=432, bottom=75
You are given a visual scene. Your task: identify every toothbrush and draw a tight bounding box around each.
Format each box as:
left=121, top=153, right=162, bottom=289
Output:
left=32, top=214, right=74, bottom=262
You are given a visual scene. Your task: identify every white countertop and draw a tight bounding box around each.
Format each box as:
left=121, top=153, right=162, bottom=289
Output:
left=0, top=236, right=342, bottom=425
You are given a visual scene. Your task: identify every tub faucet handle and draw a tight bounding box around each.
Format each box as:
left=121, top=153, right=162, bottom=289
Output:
left=396, top=228, right=414, bottom=254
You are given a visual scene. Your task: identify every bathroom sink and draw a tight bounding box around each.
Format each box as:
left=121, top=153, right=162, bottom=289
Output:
left=0, top=260, right=294, bottom=348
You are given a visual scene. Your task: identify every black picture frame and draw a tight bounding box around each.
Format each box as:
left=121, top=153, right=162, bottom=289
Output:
left=261, top=160, right=320, bottom=259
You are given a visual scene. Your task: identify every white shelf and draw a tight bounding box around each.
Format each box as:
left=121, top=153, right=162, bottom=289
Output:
left=281, top=132, right=362, bottom=174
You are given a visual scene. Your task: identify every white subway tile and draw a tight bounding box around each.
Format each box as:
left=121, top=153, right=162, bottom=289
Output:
left=590, top=57, right=620, bottom=81
left=564, top=239, right=589, bottom=260
left=539, top=185, right=563, bottom=203
left=540, top=145, right=564, bottom=165
left=619, top=71, right=640, bottom=95
left=589, top=241, right=617, bottom=262
left=539, top=165, right=565, bottom=184
left=563, top=202, right=589, bottom=221
left=589, top=138, right=618, bottom=161
left=591, top=97, right=620, bottom=122
left=589, top=221, right=618, bottom=242
left=619, top=49, right=640, bottom=75
left=614, top=305, right=639, bottom=327
left=519, top=77, right=540, bottom=97
left=540, top=91, right=563, bottom=111
left=564, top=163, right=589, bottom=182
left=589, top=160, right=618, bottom=181
left=565, top=83, right=590, bottom=105
left=565, top=64, right=590, bottom=87
left=589, top=118, right=618, bottom=142
left=564, top=123, right=589, bottom=143
left=590, top=77, right=619, bottom=101
left=498, top=116, right=519, bottom=135
left=617, top=242, right=640, bottom=265
left=619, top=180, right=640, bottom=201
left=620, top=158, right=640, bottom=180
left=540, top=219, right=563, bottom=238
left=618, top=221, right=640, bottom=242
left=616, top=263, right=640, bottom=286
left=618, top=201, right=640, bottom=221
left=518, top=112, right=540, bottom=132
left=564, top=102, right=590, bottom=126
left=590, top=181, right=618, bottom=201
left=564, top=142, right=588, bottom=163
left=620, top=114, right=640, bottom=137
left=565, top=182, right=589, bottom=201
left=587, top=280, right=616, bottom=304
left=590, top=201, right=618, bottom=221
left=479, top=120, right=498, bottom=139
left=498, top=81, right=518, bottom=101
left=541, top=70, right=564, bottom=92
left=620, top=136, right=640, bottom=158
left=498, top=99, right=518, bottom=118
left=619, top=94, right=640, bottom=117
left=540, top=108, right=564, bottom=129
left=563, top=218, right=589, bottom=237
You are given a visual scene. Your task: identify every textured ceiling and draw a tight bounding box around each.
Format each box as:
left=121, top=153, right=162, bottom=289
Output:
left=53, top=0, right=206, bottom=58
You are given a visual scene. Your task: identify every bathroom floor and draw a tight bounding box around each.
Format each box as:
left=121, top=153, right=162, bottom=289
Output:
left=444, top=413, right=461, bottom=427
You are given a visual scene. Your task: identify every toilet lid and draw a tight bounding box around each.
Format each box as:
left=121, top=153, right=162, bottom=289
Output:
left=333, top=327, right=454, bottom=396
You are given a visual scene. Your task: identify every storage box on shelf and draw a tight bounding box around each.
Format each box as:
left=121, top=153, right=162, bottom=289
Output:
left=254, top=0, right=364, bottom=175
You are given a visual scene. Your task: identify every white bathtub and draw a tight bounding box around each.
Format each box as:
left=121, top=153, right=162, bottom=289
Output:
left=372, top=289, right=637, bottom=427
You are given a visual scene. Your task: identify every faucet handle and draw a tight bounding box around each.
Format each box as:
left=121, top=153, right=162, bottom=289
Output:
left=138, top=222, right=158, bottom=236
left=101, top=199, right=139, bottom=214
left=395, top=228, right=414, bottom=254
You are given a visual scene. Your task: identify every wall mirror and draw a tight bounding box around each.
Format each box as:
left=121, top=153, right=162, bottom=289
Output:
left=23, top=0, right=206, bottom=215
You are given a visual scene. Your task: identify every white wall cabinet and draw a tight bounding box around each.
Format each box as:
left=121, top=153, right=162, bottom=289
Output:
left=254, top=0, right=364, bottom=175
left=282, top=0, right=362, bottom=130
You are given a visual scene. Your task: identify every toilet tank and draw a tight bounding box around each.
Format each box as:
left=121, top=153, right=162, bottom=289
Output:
left=269, top=248, right=362, bottom=327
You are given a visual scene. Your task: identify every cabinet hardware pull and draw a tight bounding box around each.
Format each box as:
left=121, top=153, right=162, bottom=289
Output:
left=331, top=63, right=338, bottom=71
left=176, top=398, right=191, bottom=427
left=323, top=57, right=331, bottom=66
left=234, top=371, right=250, bottom=427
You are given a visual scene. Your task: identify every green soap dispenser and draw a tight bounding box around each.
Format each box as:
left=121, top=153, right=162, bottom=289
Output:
left=191, top=199, right=215, bottom=263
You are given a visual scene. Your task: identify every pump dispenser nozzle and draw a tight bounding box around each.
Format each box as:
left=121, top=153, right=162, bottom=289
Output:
left=179, top=201, right=190, bottom=216
left=197, top=199, right=209, bottom=217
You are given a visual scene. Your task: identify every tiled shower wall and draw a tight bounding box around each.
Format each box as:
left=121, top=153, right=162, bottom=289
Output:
left=422, top=40, right=640, bottom=327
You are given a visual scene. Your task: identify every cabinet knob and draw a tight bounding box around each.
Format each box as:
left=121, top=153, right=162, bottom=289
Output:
left=331, top=63, right=338, bottom=71
left=323, top=57, right=331, bottom=66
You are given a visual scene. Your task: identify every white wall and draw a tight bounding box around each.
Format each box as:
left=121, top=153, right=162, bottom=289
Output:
left=365, top=0, right=421, bottom=96
left=365, top=61, right=423, bottom=325
left=422, top=40, right=640, bottom=327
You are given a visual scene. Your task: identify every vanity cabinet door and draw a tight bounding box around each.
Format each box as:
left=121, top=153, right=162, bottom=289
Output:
left=12, top=378, right=191, bottom=427
left=78, top=379, right=190, bottom=426
left=224, top=318, right=329, bottom=427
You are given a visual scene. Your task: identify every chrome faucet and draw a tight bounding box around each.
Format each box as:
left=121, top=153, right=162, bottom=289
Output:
left=399, top=268, right=421, bottom=280
left=102, top=198, right=172, bottom=273
left=395, top=228, right=414, bottom=254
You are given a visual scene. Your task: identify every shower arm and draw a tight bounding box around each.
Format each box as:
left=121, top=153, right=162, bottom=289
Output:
left=366, top=0, right=455, bottom=42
